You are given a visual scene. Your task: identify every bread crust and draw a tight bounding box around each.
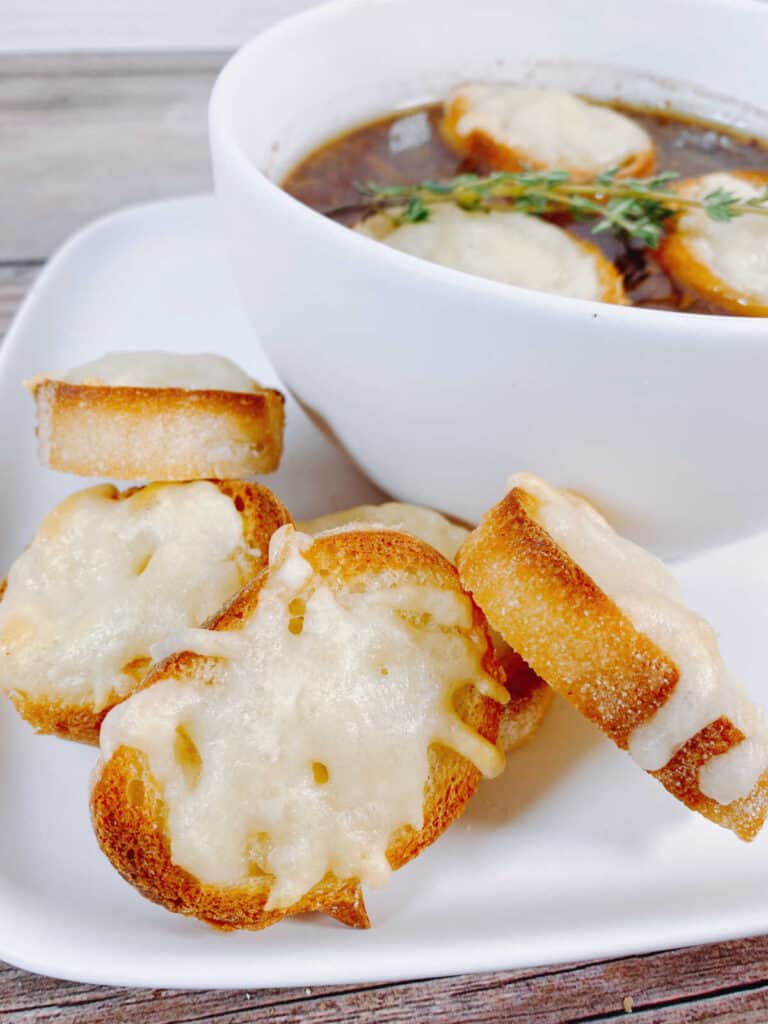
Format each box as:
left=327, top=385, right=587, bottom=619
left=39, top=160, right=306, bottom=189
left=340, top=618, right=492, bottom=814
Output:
left=3, top=481, right=291, bottom=745
left=31, top=379, right=285, bottom=479
left=656, top=171, right=768, bottom=316
left=91, top=528, right=504, bottom=930
left=441, top=92, right=656, bottom=183
left=456, top=487, right=768, bottom=840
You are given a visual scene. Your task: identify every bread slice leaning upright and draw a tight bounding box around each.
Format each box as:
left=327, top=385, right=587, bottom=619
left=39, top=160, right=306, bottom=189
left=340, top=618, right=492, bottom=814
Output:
left=457, top=473, right=768, bottom=840
left=91, top=524, right=509, bottom=930
left=0, top=480, right=291, bottom=744
left=28, top=351, right=285, bottom=480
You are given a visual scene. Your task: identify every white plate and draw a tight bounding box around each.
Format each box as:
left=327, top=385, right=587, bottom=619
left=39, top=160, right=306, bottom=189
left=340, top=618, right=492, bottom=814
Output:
left=2, top=196, right=768, bottom=990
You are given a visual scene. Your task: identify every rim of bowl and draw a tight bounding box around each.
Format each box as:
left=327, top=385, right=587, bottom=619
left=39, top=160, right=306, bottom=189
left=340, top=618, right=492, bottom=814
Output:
left=209, top=0, right=768, bottom=338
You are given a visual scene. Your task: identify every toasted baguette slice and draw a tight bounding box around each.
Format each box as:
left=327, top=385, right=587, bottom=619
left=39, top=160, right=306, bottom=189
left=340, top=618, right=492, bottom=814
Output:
left=92, top=525, right=507, bottom=930
left=301, top=501, right=552, bottom=753
left=28, top=352, right=285, bottom=479
left=441, top=84, right=655, bottom=181
left=0, top=480, right=290, bottom=744
left=656, top=171, right=768, bottom=316
left=357, top=206, right=626, bottom=304
left=457, top=473, right=768, bottom=840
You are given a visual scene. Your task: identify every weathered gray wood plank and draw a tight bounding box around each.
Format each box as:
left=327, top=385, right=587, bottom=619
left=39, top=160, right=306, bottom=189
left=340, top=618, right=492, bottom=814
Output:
left=0, top=263, right=40, bottom=337
left=1, top=936, right=768, bottom=1022
left=0, top=53, right=224, bottom=261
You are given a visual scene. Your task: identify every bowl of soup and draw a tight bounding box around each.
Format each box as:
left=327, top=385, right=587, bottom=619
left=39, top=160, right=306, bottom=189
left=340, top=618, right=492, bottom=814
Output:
left=209, top=0, right=768, bottom=558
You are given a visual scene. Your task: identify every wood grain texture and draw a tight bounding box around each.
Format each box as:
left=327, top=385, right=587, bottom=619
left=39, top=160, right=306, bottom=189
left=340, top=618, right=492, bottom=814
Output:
left=1, top=937, right=768, bottom=1022
left=0, top=264, right=41, bottom=337
left=1, top=52, right=767, bottom=1022
left=0, top=53, right=224, bottom=261
left=2, top=0, right=318, bottom=53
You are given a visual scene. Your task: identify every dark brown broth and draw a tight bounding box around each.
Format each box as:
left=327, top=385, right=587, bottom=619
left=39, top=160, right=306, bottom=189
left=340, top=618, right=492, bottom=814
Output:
left=282, top=102, right=768, bottom=313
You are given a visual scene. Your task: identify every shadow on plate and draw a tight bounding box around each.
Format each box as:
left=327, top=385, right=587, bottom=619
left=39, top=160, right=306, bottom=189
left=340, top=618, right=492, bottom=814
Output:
left=467, top=695, right=602, bottom=827
left=466, top=694, right=687, bottom=850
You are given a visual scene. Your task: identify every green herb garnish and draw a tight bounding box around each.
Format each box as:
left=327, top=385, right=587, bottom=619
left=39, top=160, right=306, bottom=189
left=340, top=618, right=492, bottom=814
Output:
left=351, top=170, right=768, bottom=248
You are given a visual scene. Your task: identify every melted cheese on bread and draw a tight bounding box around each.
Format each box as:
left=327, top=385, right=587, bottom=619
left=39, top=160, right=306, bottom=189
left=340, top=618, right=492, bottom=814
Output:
left=56, top=351, right=257, bottom=392
left=360, top=205, right=618, bottom=301
left=444, top=84, right=653, bottom=178
left=101, top=525, right=507, bottom=908
left=301, top=504, right=553, bottom=756
left=0, top=483, right=256, bottom=708
left=515, top=473, right=768, bottom=804
left=664, top=172, right=768, bottom=310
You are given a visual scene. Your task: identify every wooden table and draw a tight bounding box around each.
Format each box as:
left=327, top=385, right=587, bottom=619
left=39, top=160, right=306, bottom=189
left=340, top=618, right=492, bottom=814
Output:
left=2, top=53, right=768, bottom=1023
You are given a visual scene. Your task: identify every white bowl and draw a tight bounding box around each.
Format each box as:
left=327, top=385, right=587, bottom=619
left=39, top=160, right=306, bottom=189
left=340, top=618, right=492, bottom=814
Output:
left=209, top=0, right=768, bottom=559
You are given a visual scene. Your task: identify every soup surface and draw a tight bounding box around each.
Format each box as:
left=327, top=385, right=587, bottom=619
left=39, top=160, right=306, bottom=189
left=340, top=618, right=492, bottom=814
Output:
left=283, top=102, right=768, bottom=313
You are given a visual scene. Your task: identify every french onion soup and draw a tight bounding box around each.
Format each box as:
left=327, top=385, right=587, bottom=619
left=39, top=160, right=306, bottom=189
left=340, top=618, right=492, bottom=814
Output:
left=284, top=91, right=768, bottom=314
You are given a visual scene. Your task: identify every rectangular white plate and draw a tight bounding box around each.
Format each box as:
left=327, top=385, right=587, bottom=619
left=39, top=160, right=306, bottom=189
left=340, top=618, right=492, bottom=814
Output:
left=2, top=195, right=768, bottom=989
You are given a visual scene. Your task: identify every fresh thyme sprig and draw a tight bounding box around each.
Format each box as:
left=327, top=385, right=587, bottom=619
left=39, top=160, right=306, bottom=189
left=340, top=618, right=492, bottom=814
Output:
left=353, top=170, right=768, bottom=248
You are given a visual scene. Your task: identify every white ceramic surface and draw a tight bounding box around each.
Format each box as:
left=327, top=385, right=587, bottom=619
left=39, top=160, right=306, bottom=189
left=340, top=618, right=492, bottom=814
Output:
left=4, top=197, right=768, bottom=987
left=210, top=0, right=768, bottom=560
